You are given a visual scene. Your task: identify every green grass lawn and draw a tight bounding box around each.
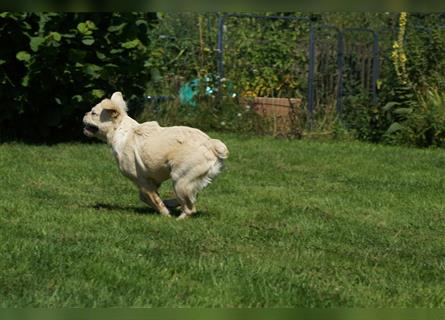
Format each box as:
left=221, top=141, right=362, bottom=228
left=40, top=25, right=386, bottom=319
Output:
left=0, top=133, right=444, bottom=307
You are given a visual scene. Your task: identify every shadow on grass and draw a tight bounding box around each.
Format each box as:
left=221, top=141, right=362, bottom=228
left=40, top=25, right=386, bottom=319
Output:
left=89, top=202, right=211, bottom=219
left=90, top=202, right=157, bottom=215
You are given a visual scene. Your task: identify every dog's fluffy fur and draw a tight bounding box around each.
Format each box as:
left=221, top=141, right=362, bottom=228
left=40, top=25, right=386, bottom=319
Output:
left=83, top=92, right=229, bottom=219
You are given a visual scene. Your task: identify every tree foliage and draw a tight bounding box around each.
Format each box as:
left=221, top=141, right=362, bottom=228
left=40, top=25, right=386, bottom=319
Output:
left=0, top=12, right=156, bottom=142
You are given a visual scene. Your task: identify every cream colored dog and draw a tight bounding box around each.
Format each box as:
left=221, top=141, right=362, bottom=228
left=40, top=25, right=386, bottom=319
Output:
left=83, top=92, right=229, bottom=219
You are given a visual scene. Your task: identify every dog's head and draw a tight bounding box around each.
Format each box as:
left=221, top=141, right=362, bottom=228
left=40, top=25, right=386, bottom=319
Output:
left=83, top=91, right=128, bottom=141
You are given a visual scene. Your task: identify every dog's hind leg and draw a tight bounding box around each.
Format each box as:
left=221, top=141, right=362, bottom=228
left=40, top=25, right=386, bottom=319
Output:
left=139, top=183, right=171, bottom=217
left=173, top=178, right=197, bottom=220
left=172, top=159, right=222, bottom=220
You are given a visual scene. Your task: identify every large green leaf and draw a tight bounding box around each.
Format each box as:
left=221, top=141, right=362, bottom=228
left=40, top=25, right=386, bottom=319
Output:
left=393, top=108, right=413, bottom=115
left=82, top=37, right=95, bottom=46
left=77, top=22, right=87, bottom=33
left=104, top=63, right=118, bottom=68
left=151, top=68, right=162, bottom=82
left=61, top=33, right=76, bottom=39
left=121, top=39, right=140, bottom=49
left=96, top=51, right=106, bottom=60
left=385, top=122, right=404, bottom=135
left=83, top=64, right=103, bottom=79
left=21, top=74, right=30, bottom=87
left=110, top=48, right=124, bottom=54
left=91, top=89, right=105, bottom=98
left=77, top=22, right=92, bottom=35
left=85, top=20, right=97, bottom=30
left=16, top=51, right=31, bottom=62
left=77, top=20, right=97, bottom=35
left=136, top=19, right=148, bottom=26
left=382, top=101, right=402, bottom=112
left=49, top=32, right=62, bottom=42
left=108, top=23, right=127, bottom=33
left=72, top=95, right=83, bottom=103
left=30, top=37, right=45, bottom=52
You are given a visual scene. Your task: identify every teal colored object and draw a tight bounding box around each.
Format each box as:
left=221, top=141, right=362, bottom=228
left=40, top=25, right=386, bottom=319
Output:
left=179, top=79, right=200, bottom=107
left=179, top=77, right=216, bottom=107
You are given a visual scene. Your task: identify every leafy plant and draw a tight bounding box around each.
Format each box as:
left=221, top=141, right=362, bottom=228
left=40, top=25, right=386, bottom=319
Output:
left=144, top=13, right=219, bottom=98
left=0, top=12, right=156, bottom=142
left=138, top=95, right=267, bottom=135
left=383, top=88, right=445, bottom=147
left=222, top=15, right=309, bottom=98
left=340, top=94, right=386, bottom=143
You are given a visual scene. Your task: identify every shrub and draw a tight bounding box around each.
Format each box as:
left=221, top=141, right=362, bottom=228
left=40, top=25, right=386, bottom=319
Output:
left=340, top=94, right=389, bottom=143
left=0, top=12, right=156, bottom=142
left=383, top=89, right=445, bottom=147
left=137, top=95, right=267, bottom=135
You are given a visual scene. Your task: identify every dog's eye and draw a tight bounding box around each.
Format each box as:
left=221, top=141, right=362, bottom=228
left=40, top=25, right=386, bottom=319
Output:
left=92, top=111, right=97, bottom=116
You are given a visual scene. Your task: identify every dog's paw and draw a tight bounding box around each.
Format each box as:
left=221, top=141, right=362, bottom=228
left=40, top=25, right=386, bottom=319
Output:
left=160, top=211, right=172, bottom=218
left=177, top=212, right=191, bottom=220
left=158, top=207, right=172, bottom=217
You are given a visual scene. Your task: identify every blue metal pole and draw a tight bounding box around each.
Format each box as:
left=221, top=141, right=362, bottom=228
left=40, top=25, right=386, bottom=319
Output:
left=336, top=31, right=344, bottom=115
left=307, top=25, right=316, bottom=123
left=371, top=31, right=379, bottom=105
left=216, top=14, right=225, bottom=81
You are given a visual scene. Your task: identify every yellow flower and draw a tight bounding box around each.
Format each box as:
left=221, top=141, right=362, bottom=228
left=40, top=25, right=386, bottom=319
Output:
left=400, top=54, right=407, bottom=63
left=391, top=12, right=409, bottom=85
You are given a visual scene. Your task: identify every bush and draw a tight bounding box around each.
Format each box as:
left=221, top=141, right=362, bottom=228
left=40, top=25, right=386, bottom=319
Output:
left=137, top=96, right=267, bottom=135
left=0, top=12, right=156, bottom=142
left=341, top=94, right=389, bottom=143
left=383, top=89, right=445, bottom=147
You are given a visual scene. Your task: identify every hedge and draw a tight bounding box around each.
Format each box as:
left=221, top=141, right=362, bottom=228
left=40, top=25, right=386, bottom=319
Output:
left=0, top=12, right=156, bottom=142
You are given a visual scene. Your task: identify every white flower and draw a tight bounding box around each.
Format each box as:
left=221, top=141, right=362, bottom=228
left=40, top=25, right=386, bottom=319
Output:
left=245, top=105, right=251, bottom=110
left=221, top=121, right=226, bottom=126
left=237, top=113, right=242, bottom=117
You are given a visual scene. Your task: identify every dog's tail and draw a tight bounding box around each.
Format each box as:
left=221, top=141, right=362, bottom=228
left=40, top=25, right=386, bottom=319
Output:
left=186, top=139, right=228, bottom=202
left=210, top=139, right=229, bottom=160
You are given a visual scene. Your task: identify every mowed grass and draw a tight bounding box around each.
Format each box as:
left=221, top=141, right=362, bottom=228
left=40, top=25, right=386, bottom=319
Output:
left=0, top=133, right=444, bottom=307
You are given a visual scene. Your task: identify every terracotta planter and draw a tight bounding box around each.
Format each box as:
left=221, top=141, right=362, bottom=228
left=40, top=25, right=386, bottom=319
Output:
left=248, top=97, right=302, bottom=134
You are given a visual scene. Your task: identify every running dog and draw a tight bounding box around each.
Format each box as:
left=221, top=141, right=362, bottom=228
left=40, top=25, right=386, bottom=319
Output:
left=83, top=92, right=228, bottom=219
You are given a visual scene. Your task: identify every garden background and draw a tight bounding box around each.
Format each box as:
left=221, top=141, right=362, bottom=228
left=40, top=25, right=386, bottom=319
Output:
left=1, top=12, right=445, bottom=146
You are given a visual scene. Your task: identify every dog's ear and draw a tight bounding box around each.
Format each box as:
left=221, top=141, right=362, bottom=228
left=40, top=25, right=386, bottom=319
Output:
left=110, top=91, right=127, bottom=111
left=101, top=100, right=121, bottom=120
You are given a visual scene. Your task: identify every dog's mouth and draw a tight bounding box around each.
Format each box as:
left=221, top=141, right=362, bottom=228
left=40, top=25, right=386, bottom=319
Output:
left=83, top=123, right=99, bottom=136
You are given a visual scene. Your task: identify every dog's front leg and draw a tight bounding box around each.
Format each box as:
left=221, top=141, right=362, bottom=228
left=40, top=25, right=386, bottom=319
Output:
left=139, top=185, right=171, bottom=217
